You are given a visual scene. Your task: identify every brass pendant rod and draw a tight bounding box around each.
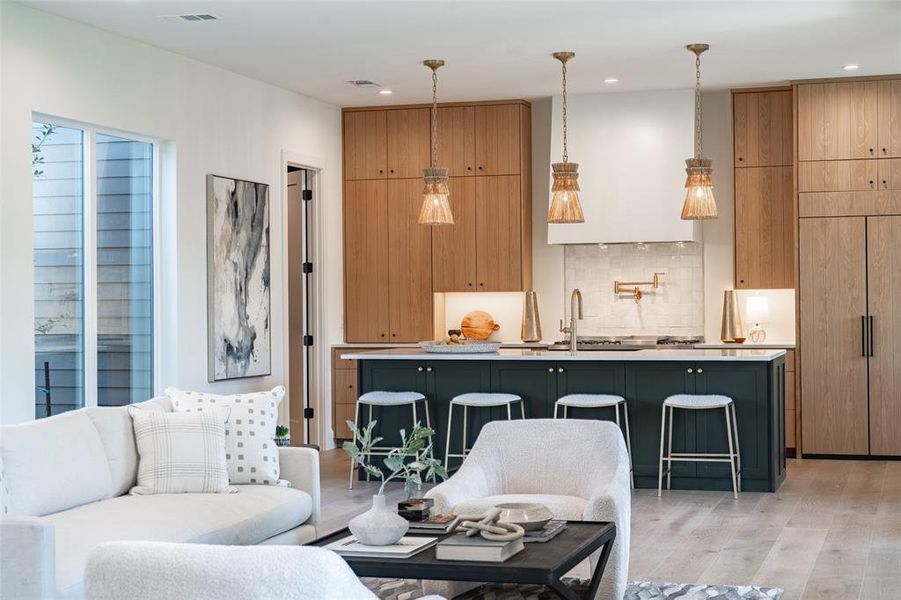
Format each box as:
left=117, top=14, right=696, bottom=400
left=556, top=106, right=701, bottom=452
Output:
left=553, top=52, right=574, bottom=164
left=423, top=59, right=445, bottom=168
left=686, top=44, right=708, bottom=159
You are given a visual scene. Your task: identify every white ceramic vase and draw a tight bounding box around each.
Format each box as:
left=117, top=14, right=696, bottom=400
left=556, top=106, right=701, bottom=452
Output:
left=348, top=494, right=409, bottom=546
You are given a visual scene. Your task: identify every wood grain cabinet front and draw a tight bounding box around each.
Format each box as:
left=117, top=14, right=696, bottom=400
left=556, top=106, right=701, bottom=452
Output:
left=386, top=108, right=431, bottom=178
left=474, top=104, right=522, bottom=176
left=797, top=81, right=878, bottom=161
left=431, top=177, right=477, bottom=292
left=877, top=79, right=901, bottom=158
left=734, top=166, right=794, bottom=289
left=733, top=90, right=792, bottom=167
left=438, top=106, right=476, bottom=177
left=343, top=111, right=387, bottom=180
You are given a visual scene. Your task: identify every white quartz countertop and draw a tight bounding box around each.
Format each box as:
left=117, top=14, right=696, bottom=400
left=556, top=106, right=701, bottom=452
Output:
left=340, top=348, right=786, bottom=362
left=694, top=343, right=795, bottom=350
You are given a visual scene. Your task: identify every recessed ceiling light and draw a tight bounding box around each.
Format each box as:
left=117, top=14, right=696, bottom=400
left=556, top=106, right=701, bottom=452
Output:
left=378, top=89, right=393, bottom=95
left=604, top=77, right=619, bottom=84
left=842, top=64, right=860, bottom=71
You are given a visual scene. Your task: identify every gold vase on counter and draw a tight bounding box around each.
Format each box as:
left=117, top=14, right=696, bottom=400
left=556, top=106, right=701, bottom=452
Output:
left=521, top=290, right=542, bottom=342
left=721, top=290, right=744, bottom=343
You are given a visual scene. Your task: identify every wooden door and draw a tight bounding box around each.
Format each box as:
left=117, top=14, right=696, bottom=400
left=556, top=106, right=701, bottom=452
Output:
left=733, top=90, right=792, bottom=167
left=431, top=177, right=477, bottom=291
left=878, top=158, right=901, bottom=190
left=343, top=111, right=387, bottom=180
left=867, top=216, right=901, bottom=455
left=798, top=160, right=878, bottom=192
left=344, top=180, right=389, bottom=341
left=475, top=176, right=522, bottom=291
left=799, top=217, right=869, bottom=455
left=797, top=82, right=878, bottom=161
left=734, top=166, right=794, bottom=288
left=474, top=104, right=521, bottom=175
left=877, top=79, right=901, bottom=158
left=387, top=179, right=433, bottom=342
left=438, top=106, right=475, bottom=177
left=386, top=108, right=431, bottom=179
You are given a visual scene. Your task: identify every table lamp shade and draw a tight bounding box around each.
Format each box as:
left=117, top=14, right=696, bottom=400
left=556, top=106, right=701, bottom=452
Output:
left=746, top=296, right=769, bottom=323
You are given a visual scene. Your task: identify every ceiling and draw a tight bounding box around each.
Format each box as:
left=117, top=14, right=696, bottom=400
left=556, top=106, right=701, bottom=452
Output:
left=20, top=1, right=901, bottom=107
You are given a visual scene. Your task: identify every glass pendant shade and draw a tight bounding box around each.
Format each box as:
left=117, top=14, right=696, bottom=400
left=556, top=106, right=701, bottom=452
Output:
left=548, top=162, right=585, bottom=223
left=418, top=167, right=453, bottom=225
left=681, top=157, right=717, bottom=220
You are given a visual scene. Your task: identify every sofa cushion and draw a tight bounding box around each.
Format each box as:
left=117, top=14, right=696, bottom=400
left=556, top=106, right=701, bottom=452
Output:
left=0, top=411, right=113, bottom=516
left=46, top=484, right=313, bottom=597
left=452, top=494, right=587, bottom=521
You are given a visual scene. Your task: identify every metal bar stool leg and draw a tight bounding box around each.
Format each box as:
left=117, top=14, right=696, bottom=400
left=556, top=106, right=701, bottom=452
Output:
left=507, top=401, right=512, bottom=421
left=366, top=404, right=374, bottom=481
left=730, top=402, right=741, bottom=489
left=666, top=405, right=674, bottom=490
left=462, top=405, right=468, bottom=455
left=564, top=404, right=568, bottom=419
left=520, top=400, right=525, bottom=419
left=554, top=402, right=559, bottom=419
left=725, top=405, right=738, bottom=499
left=348, top=401, right=361, bottom=490
left=621, top=401, right=635, bottom=489
left=657, top=403, right=667, bottom=497
left=444, top=403, right=454, bottom=472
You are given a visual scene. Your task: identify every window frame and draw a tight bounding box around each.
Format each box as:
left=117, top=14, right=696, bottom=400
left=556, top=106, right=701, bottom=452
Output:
left=33, top=113, right=162, bottom=409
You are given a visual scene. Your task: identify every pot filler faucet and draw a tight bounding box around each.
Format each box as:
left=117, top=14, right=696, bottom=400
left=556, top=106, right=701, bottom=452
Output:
left=559, top=289, right=584, bottom=353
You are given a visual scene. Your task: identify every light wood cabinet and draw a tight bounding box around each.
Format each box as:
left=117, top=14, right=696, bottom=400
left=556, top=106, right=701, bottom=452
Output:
left=344, top=180, right=389, bottom=342
left=331, top=346, right=369, bottom=442
left=343, top=111, right=387, bottom=180
left=431, top=177, right=477, bottom=291
left=733, top=90, right=792, bottom=167
left=734, top=166, right=794, bottom=289
left=475, top=104, right=522, bottom=175
left=475, top=176, right=526, bottom=291
left=866, top=216, right=901, bottom=456
left=878, top=79, right=901, bottom=158
left=387, top=179, right=433, bottom=342
left=799, top=217, right=870, bottom=455
left=797, top=81, right=878, bottom=161
left=798, top=190, right=901, bottom=218
left=386, top=108, right=431, bottom=179
left=878, top=158, right=901, bottom=190
left=438, top=106, right=475, bottom=177
left=798, top=160, right=878, bottom=192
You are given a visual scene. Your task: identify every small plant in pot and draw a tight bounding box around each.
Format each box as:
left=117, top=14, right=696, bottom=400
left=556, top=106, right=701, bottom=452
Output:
left=274, top=425, right=290, bottom=447
left=343, top=420, right=447, bottom=546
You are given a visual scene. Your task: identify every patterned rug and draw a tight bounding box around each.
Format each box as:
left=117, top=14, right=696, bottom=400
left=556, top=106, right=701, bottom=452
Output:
left=365, top=577, right=783, bottom=599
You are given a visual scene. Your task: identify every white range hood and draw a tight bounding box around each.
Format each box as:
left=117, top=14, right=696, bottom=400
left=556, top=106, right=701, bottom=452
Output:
left=547, top=88, right=701, bottom=244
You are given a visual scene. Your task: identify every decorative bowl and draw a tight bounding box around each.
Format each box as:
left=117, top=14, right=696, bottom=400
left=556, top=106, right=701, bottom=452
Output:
left=419, top=341, right=502, bottom=354
left=495, top=502, right=554, bottom=531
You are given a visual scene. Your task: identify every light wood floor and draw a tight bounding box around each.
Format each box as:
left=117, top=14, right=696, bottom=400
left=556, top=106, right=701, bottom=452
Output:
left=319, top=450, right=901, bottom=600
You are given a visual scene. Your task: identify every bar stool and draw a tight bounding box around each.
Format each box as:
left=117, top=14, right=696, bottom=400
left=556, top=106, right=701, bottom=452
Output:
left=658, top=394, right=741, bottom=499
left=348, top=391, right=431, bottom=490
left=444, top=393, right=524, bottom=471
left=554, top=394, right=634, bottom=488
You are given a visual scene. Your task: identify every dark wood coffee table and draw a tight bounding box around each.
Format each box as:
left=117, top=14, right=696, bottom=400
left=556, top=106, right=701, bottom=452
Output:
left=311, top=521, right=616, bottom=600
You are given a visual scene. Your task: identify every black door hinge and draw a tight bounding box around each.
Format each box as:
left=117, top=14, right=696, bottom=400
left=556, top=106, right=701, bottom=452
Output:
left=303, top=407, right=314, bottom=419
left=302, top=262, right=313, bottom=274
left=302, top=189, right=313, bottom=201
left=303, top=335, right=313, bottom=347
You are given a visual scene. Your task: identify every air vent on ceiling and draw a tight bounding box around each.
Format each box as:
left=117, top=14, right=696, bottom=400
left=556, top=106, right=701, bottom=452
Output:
left=163, top=13, right=219, bottom=22
left=346, top=80, right=382, bottom=89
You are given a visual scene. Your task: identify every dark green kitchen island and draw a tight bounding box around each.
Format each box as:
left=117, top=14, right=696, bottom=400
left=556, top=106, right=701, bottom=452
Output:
left=340, top=348, right=787, bottom=493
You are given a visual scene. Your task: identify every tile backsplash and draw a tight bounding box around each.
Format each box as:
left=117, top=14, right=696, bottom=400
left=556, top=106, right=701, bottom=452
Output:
left=564, top=242, right=704, bottom=336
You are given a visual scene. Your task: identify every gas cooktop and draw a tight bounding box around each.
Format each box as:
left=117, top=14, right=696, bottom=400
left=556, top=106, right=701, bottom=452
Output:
left=548, top=335, right=704, bottom=351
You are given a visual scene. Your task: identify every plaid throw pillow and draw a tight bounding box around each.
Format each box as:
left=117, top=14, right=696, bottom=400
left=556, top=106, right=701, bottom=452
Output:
left=166, top=386, right=285, bottom=485
left=128, top=407, right=234, bottom=495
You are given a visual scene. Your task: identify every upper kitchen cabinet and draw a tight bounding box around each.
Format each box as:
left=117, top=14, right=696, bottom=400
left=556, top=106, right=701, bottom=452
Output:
left=344, top=180, right=390, bottom=342
left=733, top=90, right=792, bottom=167
left=343, top=110, right=387, bottom=180
left=474, top=104, right=523, bottom=175
left=878, top=79, right=901, bottom=158
left=797, top=81, right=878, bottom=161
left=438, top=106, right=476, bottom=177
left=475, top=176, right=530, bottom=291
left=432, top=177, right=477, bottom=291
left=386, top=108, right=431, bottom=178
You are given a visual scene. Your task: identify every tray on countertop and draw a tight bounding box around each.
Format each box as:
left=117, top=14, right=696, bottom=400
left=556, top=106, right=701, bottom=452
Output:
left=418, top=341, right=502, bottom=354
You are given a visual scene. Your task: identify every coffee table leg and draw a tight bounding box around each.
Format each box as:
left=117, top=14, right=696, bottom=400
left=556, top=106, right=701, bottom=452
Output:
left=548, top=538, right=614, bottom=600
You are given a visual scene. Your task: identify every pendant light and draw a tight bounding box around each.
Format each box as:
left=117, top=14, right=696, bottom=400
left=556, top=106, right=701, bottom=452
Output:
left=681, top=43, right=718, bottom=220
left=418, top=59, right=453, bottom=225
left=547, top=51, right=585, bottom=224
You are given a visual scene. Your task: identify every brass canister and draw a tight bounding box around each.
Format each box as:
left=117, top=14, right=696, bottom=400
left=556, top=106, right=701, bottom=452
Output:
left=721, top=290, right=743, bottom=343
left=521, top=290, right=542, bottom=343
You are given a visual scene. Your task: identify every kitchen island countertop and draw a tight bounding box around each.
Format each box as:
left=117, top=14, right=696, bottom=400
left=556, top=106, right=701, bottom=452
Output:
left=341, top=347, right=785, bottom=362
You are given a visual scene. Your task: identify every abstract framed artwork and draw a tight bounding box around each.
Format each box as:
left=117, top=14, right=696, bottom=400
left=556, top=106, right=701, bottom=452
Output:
left=206, top=174, right=271, bottom=381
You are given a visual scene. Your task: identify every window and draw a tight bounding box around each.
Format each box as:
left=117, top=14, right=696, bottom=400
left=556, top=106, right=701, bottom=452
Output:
left=32, top=119, right=156, bottom=418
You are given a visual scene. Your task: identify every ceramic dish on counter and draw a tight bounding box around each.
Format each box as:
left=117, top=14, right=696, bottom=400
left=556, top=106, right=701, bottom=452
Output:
left=418, top=340, right=502, bottom=354
left=495, top=502, right=554, bottom=531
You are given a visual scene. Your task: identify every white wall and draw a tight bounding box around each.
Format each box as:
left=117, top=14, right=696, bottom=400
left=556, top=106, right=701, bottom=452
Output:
left=0, top=4, right=343, bottom=425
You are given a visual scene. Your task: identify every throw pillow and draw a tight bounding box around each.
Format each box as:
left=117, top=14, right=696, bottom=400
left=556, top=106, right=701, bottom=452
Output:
left=166, top=386, right=285, bottom=485
left=128, top=407, right=234, bottom=495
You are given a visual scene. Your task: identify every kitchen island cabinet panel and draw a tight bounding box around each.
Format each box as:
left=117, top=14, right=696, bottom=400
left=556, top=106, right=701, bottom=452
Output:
left=489, top=362, right=556, bottom=420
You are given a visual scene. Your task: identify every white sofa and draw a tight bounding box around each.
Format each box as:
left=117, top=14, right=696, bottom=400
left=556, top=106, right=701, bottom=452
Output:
left=0, top=398, right=320, bottom=600
left=424, top=419, right=631, bottom=600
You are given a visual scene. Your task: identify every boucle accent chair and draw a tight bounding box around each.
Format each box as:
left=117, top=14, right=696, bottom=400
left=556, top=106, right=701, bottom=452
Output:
left=424, top=419, right=631, bottom=600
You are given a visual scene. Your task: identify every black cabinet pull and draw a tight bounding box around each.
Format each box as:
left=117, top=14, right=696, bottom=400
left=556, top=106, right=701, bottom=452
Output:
left=869, top=315, right=875, bottom=357
left=861, top=316, right=867, bottom=357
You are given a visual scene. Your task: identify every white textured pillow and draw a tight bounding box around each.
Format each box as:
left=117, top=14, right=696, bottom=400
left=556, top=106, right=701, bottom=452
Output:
left=166, top=386, right=285, bottom=485
left=128, top=407, right=234, bottom=495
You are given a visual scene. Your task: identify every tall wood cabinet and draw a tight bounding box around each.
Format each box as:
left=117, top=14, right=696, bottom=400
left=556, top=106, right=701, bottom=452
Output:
left=796, top=75, right=901, bottom=456
left=343, top=101, right=532, bottom=342
left=732, top=88, right=795, bottom=289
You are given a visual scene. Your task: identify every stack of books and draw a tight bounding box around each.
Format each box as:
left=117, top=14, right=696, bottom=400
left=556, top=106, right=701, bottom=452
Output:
left=323, top=534, right=438, bottom=559
left=523, top=520, right=567, bottom=543
left=435, top=534, right=524, bottom=562
left=406, top=514, right=460, bottom=535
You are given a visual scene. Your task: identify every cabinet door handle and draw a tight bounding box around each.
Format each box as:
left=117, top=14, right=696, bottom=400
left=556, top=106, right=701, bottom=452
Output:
left=882, top=147, right=888, bottom=155
left=882, top=179, right=888, bottom=188
left=687, top=368, right=694, bottom=373
left=861, top=316, right=867, bottom=357
left=426, top=367, right=433, bottom=373
left=869, top=148, right=875, bottom=155
left=558, top=367, right=564, bottom=373
left=479, top=282, right=484, bottom=287
left=478, top=166, right=484, bottom=170
left=870, top=180, right=875, bottom=188
left=467, top=166, right=473, bottom=171
left=379, top=169, right=384, bottom=174
left=380, top=333, right=386, bottom=338
left=869, top=315, right=875, bottom=357
left=548, top=367, right=555, bottom=373
left=697, top=368, right=703, bottom=374
left=417, top=366, right=424, bottom=372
